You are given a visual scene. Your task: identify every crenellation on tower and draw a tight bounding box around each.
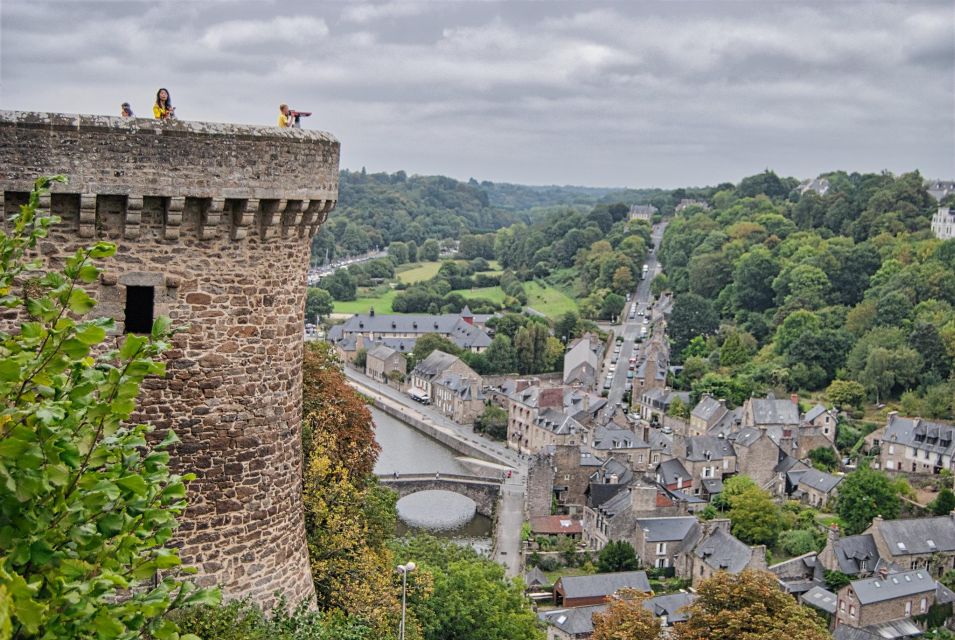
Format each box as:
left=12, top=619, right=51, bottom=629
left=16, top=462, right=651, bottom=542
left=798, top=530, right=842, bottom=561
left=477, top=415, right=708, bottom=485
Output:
left=0, top=109, right=340, bottom=606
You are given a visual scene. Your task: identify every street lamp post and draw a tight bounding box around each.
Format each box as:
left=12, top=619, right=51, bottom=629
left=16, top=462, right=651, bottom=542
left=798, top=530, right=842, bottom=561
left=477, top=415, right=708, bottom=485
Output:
left=397, top=561, right=416, bottom=640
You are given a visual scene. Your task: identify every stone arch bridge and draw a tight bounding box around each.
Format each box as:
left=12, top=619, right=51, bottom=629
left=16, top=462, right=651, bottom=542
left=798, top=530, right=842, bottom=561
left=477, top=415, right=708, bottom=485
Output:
left=378, top=473, right=503, bottom=518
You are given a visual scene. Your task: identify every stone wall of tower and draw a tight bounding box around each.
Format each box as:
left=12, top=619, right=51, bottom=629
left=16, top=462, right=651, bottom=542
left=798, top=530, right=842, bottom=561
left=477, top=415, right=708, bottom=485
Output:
left=0, top=111, right=340, bottom=605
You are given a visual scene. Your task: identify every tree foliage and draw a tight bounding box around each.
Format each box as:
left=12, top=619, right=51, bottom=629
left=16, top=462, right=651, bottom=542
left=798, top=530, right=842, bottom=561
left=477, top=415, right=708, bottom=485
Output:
left=0, top=178, right=218, bottom=640
left=591, top=590, right=661, bottom=640
left=474, top=404, right=508, bottom=440
left=836, top=465, right=901, bottom=535
left=727, top=487, right=783, bottom=546
left=306, top=287, right=334, bottom=321
left=673, top=570, right=831, bottom=640
left=597, top=541, right=639, bottom=573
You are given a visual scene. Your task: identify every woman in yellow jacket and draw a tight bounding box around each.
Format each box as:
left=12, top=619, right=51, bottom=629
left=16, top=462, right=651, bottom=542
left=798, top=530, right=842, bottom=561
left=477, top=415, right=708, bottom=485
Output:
left=153, top=88, right=175, bottom=120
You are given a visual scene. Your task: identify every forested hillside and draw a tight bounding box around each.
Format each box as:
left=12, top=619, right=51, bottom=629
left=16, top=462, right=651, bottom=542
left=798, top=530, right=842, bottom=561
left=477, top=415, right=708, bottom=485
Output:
left=658, top=170, right=954, bottom=418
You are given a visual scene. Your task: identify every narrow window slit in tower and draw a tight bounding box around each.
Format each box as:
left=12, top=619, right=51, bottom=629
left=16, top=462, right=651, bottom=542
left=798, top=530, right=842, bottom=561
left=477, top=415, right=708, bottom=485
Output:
left=124, top=286, right=154, bottom=334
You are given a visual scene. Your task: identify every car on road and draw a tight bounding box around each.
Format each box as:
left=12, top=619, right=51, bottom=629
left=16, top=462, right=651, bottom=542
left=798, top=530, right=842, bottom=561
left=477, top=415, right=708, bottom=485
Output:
left=608, top=364, right=616, bottom=373
left=643, top=317, right=649, bottom=324
left=627, top=370, right=634, bottom=379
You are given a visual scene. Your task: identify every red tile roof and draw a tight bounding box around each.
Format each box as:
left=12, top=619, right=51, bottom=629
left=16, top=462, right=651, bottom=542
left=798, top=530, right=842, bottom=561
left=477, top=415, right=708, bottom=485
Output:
left=530, top=515, right=582, bottom=535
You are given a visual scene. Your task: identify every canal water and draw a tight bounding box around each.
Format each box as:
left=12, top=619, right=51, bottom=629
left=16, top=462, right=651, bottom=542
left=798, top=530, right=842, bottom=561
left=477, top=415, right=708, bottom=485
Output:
left=371, top=407, right=493, bottom=554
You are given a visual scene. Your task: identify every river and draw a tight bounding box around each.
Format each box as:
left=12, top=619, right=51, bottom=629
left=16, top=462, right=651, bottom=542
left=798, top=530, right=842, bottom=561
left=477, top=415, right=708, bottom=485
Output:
left=371, top=406, right=493, bottom=553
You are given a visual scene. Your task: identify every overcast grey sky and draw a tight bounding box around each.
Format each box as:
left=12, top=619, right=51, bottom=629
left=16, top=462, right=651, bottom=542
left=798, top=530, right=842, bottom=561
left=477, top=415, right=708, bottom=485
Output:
left=1, top=0, right=953, bottom=187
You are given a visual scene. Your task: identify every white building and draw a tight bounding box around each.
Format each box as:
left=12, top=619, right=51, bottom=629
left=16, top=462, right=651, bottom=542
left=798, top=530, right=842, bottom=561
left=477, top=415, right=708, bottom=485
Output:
left=931, top=207, right=955, bottom=240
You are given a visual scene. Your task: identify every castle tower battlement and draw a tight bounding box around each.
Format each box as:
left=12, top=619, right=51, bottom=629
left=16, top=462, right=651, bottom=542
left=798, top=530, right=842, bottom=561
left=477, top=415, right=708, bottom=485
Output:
left=0, top=110, right=341, bottom=605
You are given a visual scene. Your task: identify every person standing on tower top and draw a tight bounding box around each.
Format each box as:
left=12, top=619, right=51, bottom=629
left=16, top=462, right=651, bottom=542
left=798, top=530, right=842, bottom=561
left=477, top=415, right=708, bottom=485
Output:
left=278, top=104, right=292, bottom=128
left=153, top=88, right=175, bottom=120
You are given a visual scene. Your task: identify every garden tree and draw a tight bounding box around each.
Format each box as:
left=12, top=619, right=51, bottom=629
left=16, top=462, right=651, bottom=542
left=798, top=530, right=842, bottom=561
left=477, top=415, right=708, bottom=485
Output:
left=736, top=170, right=793, bottom=200
left=909, top=321, right=952, bottom=382
left=323, top=268, right=357, bottom=301
left=306, top=287, right=334, bottom=321
left=836, top=465, right=901, bottom=535
left=673, top=570, right=831, bottom=640
left=611, top=266, right=636, bottom=295
left=514, top=322, right=550, bottom=374
left=418, top=239, right=441, bottom=262
left=825, top=379, right=866, bottom=410
left=484, top=334, right=518, bottom=374
left=930, top=489, right=955, bottom=516
left=859, top=346, right=922, bottom=403
left=650, top=273, right=669, bottom=297
left=353, top=348, right=367, bottom=369
left=668, top=293, right=718, bottom=362
left=0, top=179, right=218, bottom=639
left=553, top=311, right=579, bottom=342
left=411, top=333, right=461, bottom=365
left=543, top=336, right=566, bottom=372
left=173, top=598, right=375, bottom=640
left=388, top=241, right=409, bottom=265
left=727, top=487, right=783, bottom=546
left=732, top=247, right=780, bottom=311
left=302, top=342, right=380, bottom=478
left=688, top=251, right=733, bottom=299
left=824, top=570, right=852, bottom=592
left=667, top=397, right=690, bottom=419
left=474, top=404, right=508, bottom=440
left=808, top=447, right=839, bottom=472
left=719, top=329, right=756, bottom=367
left=596, top=541, right=639, bottom=573
left=600, top=292, right=626, bottom=321
left=302, top=430, right=405, bottom=636
left=591, top=590, right=661, bottom=640
left=778, top=530, right=821, bottom=556
left=391, top=535, right=541, bottom=640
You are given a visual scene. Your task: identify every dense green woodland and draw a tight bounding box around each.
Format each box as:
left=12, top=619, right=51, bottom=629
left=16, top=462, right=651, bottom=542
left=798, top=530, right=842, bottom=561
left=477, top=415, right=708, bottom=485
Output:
left=657, top=170, right=955, bottom=417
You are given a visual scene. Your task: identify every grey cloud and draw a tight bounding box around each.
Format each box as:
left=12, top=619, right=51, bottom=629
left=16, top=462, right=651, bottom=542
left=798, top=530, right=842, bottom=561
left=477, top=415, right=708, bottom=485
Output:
left=1, top=0, right=952, bottom=187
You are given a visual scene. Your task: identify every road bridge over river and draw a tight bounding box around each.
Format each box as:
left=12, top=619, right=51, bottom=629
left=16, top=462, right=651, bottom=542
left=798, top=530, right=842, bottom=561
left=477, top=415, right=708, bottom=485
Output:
left=378, top=473, right=502, bottom=518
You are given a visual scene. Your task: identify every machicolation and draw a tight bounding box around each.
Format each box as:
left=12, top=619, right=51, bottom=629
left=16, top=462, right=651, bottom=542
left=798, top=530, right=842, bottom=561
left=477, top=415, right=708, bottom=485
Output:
left=0, top=110, right=341, bottom=605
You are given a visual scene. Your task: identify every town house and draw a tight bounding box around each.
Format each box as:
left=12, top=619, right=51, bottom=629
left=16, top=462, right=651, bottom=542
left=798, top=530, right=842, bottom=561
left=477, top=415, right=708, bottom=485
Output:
left=691, top=519, right=767, bottom=587
left=364, top=343, right=406, bottom=383
left=868, top=413, right=955, bottom=475
left=633, top=516, right=701, bottom=574
left=835, top=569, right=936, bottom=633
left=408, top=350, right=475, bottom=402
left=431, top=372, right=484, bottom=424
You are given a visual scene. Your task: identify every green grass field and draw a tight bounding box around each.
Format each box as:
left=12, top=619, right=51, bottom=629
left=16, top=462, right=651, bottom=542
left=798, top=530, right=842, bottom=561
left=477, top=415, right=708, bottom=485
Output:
left=332, top=288, right=398, bottom=314
left=396, top=261, right=442, bottom=284
left=524, top=281, right=579, bottom=317
left=449, top=286, right=507, bottom=304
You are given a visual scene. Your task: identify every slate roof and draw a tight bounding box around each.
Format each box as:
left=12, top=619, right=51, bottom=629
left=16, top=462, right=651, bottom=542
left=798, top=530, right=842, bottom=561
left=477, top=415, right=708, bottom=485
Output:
left=556, top=571, right=652, bottom=599
left=881, top=414, right=955, bottom=458
left=695, top=528, right=752, bottom=573
left=875, top=515, right=955, bottom=556
left=831, top=534, right=881, bottom=575
left=685, top=434, right=735, bottom=461
left=849, top=569, right=935, bottom=604
left=588, top=482, right=627, bottom=508
left=748, top=393, right=799, bottom=426
left=591, top=458, right=633, bottom=486
left=692, top=395, right=726, bottom=423
left=366, top=344, right=398, bottom=360
left=833, top=628, right=884, bottom=640
left=524, top=566, right=549, bottom=588
left=642, top=592, right=695, bottom=623
left=732, top=427, right=766, bottom=448
left=800, top=586, right=837, bottom=614
left=533, top=408, right=583, bottom=436
left=592, top=426, right=647, bottom=451
left=656, top=459, right=691, bottom=485
left=563, top=339, right=599, bottom=385
left=334, top=312, right=492, bottom=349
left=634, top=516, right=699, bottom=543
left=701, top=478, right=724, bottom=494
left=797, top=468, right=843, bottom=495
left=433, top=372, right=483, bottom=400
left=804, top=404, right=829, bottom=423
left=774, top=455, right=808, bottom=475
left=539, top=604, right=606, bottom=636
left=412, top=350, right=460, bottom=379
left=707, top=408, right=743, bottom=437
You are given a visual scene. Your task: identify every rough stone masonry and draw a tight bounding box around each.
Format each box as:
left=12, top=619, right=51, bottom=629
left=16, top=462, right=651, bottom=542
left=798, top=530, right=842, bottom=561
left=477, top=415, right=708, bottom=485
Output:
left=0, top=111, right=340, bottom=605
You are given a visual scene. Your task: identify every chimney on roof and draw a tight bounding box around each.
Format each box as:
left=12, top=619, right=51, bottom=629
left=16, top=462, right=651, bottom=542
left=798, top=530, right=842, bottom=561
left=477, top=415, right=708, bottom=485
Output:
left=515, top=379, right=531, bottom=393
left=540, top=387, right=563, bottom=410
left=878, top=566, right=888, bottom=580
left=791, top=393, right=799, bottom=406
left=827, top=523, right=840, bottom=546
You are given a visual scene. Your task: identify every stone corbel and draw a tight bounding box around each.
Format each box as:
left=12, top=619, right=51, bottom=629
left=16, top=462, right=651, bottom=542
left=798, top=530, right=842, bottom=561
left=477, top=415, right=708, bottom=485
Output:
left=232, top=198, right=258, bottom=240
left=306, top=199, right=326, bottom=237
left=320, top=199, right=337, bottom=224
left=165, top=196, right=184, bottom=241
left=259, top=199, right=284, bottom=240
left=279, top=200, right=301, bottom=237
left=202, top=197, right=224, bottom=240
left=78, top=194, right=96, bottom=238
left=126, top=195, right=143, bottom=239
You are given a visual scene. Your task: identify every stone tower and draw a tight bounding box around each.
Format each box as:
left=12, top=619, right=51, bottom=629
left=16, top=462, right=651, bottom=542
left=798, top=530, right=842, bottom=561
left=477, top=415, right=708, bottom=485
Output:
left=0, top=111, right=340, bottom=604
